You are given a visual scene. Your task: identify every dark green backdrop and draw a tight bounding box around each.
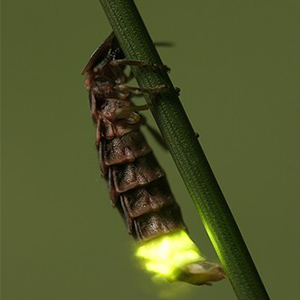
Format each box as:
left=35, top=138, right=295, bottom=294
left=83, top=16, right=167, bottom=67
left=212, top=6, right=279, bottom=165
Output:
left=1, top=1, right=299, bottom=299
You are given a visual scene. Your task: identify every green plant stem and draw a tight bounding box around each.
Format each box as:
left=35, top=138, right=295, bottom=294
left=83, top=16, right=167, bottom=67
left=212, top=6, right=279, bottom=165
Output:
left=98, top=0, right=270, bottom=299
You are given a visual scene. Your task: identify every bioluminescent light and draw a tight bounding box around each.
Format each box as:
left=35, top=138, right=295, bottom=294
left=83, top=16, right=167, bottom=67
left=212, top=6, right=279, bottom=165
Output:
left=136, top=230, right=225, bottom=285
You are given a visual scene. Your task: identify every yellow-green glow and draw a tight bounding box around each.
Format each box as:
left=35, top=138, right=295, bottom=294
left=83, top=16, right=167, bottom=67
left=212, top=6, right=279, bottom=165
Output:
left=136, top=230, right=205, bottom=281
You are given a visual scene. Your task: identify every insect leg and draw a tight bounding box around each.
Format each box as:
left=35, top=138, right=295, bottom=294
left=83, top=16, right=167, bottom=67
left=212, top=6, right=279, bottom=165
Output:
left=117, top=84, right=169, bottom=113
left=117, top=84, right=167, bottom=96
left=139, top=114, right=168, bottom=150
left=110, top=59, right=170, bottom=72
left=117, top=84, right=180, bottom=100
left=114, top=104, right=149, bottom=119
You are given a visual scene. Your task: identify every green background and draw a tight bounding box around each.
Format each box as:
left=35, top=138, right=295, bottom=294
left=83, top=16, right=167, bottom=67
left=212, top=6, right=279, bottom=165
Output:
left=1, top=1, right=299, bottom=299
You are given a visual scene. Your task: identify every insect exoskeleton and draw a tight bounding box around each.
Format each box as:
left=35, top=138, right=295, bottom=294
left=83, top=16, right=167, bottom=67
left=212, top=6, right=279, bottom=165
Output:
left=82, top=33, right=225, bottom=285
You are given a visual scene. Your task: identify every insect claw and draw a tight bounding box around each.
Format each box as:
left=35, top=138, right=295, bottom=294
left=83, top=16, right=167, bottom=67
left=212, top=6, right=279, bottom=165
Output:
left=174, top=87, right=181, bottom=96
left=165, top=65, right=171, bottom=73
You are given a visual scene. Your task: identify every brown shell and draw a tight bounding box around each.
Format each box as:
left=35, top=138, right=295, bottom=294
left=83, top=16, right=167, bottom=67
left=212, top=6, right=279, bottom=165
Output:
left=83, top=33, right=186, bottom=241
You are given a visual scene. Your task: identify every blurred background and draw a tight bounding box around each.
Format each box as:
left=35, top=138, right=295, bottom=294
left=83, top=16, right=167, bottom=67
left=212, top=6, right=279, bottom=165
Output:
left=1, top=0, right=299, bottom=299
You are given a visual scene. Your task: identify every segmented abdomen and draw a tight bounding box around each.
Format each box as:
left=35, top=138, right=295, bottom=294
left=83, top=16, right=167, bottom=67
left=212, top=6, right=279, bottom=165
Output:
left=97, top=100, right=186, bottom=242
